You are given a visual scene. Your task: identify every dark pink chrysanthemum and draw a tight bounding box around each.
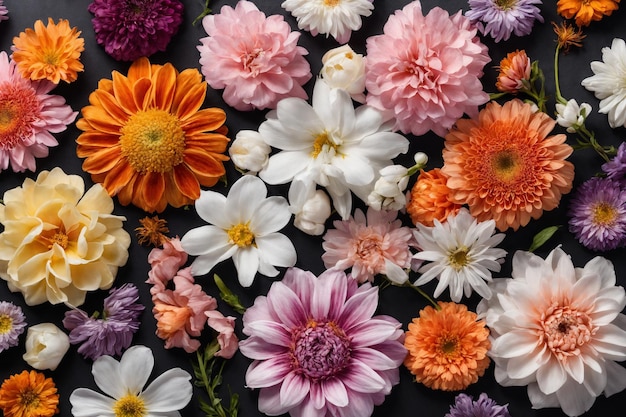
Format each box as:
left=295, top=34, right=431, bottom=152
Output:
left=88, top=0, right=184, bottom=62
left=239, top=267, right=407, bottom=417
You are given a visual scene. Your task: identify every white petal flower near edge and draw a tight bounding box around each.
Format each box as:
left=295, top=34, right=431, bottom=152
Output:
left=181, top=175, right=297, bottom=287
left=69, top=345, right=193, bottom=417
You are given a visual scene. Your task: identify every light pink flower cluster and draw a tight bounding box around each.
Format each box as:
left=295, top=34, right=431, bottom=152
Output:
left=365, top=1, right=490, bottom=137
left=146, top=238, right=238, bottom=357
left=197, top=0, right=312, bottom=111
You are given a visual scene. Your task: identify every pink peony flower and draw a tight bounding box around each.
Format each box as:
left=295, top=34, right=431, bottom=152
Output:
left=206, top=310, right=238, bottom=359
left=0, top=51, right=77, bottom=172
left=365, top=1, right=490, bottom=137
left=197, top=0, right=312, bottom=111
left=239, top=267, right=407, bottom=417
left=322, top=207, right=415, bottom=284
left=146, top=237, right=188, bottom=293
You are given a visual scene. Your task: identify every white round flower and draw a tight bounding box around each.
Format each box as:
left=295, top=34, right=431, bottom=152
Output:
left=229, top=130, right=271, bottom=173
left=292, top=189, right=332, bottom=236
left=23, top=323, right=70, bottom=371
left=320, top=44, right=366, bottom=102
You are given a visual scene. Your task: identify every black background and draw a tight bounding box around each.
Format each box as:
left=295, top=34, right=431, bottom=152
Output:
left=1, top=1, right=625, bottom=416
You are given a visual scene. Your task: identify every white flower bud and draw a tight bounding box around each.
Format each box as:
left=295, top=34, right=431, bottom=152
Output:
left=229, top=130, right=271, bottom=173
left=293, top=190, right=332, bottom=236
left=320, top=45, right=366, bottom=103
left=413, top=152, right=428, bottom=166
left=555, top=99, right=592, bottom=133
left=367, top=165, right=409, bottom=211
left=23, top=323, right=70, bottom=371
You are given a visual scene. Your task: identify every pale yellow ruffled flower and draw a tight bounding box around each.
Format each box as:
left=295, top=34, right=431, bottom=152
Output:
left=0, top=168, right=130, bottom=306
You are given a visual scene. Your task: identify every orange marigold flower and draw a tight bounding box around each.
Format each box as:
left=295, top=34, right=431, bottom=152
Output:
left=136, top=216, right=170, bottom=247
left=0, top=370, right=59, bottom=417
left=404, top=301, right=491, bottom=391
left=76, top=57, right=230, bottom=213
left=406, top=168, right=462, bottom=227
left=441, top=99, right=574, bottom=232
left=11, top=18, right=84, bottom=84
left=496, top=50, right=531, bottom=94
left=552, top=21, right=586, bottom=53
left=556, top=0, right=620, bottom=27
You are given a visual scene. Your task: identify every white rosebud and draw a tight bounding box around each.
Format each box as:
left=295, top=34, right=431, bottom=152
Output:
left=23, top=323, right=70, bottom=371
left=367, top=165, right=409, bottom=211
left=413, top=152, right=428, bottom=166
left=555, top=99, right=592, bottom=133
left=229, top=130, right=271, bottom=173
left=293, top=190, right=332, bottom=236
left=320, top=45, right=366, bottom=103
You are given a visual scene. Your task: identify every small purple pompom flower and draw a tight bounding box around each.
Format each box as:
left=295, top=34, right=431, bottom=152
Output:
left=63, top=284, right=144, bottom=360
left=88, top=0, right=184, bottom=61
left=445, top=393, right=511, bottom=417
left=0, top=301, right=26, bottom=352
left=568, top=177, right=626, bottom=251
left=602, top=142, right=626, bottom=183
left=466, top=0, right=544, bottom=43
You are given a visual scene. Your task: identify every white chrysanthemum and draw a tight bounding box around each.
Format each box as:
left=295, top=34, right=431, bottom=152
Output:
left=477, top=247, right=626, bottom=417
left=258, top=79, right=409, bottom=220
left=412, top=207, right=507, bottom=302
left=581, top=38, right=626, bottom=128
left=69, top=345, right=192, bottom=417
left=281, top=0, right=374, bottom=44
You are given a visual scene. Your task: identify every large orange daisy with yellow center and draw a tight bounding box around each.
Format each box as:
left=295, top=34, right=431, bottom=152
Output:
left=76, top=57, right=230, bottom=213
left=442, top=99, right=574, bottom=232
left=0, top=370, right=59, bottom=417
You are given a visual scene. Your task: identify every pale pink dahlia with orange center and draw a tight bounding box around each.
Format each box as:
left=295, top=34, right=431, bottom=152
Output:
left=477, top=247, right=626, bottom=417
left=365, top=0, right=490, bottom=137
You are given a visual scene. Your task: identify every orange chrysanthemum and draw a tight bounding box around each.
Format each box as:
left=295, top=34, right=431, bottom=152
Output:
left=76, top=57, right=230, bottom=213
left=441, top=99, right=574, bottom=232
left=406, top=168, right=462, bottom=227
left=552, top=21, right=586, bottom=53
left=0, top=370, right=59, bottom=417
left=557, top=0, right=620, bottom=27
left=136, top=216, right=170, bottom=247
left=11, top=18, right=84, bottom=84
left=404, top=301, right=491, bottom=391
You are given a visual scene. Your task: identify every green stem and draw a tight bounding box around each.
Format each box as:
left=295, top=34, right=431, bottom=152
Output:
left=403, top=282, right=440, bottom=310
left=553, top=45, right=566, bottom=105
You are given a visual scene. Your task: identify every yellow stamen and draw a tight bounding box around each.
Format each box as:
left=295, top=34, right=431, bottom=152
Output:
left=19, top=389, right=41, bottom=410
left=448, top=248, right=470, bottom=270
left=0, top=314, right=13, bottom=334
left=491, top=150, right=521, bottom=182
left=495, top=0, right=516, bottom=9
left=227, top=223, right=255, bottom=247
left=592, top=202, right=617, bottom=225
left=440, top=336, right=459, bottom=355
left=324, top=0, right=340, bottom=6
left=311, top=131, right=340, bottom=159
left=113, top=394, right=146, bottom=417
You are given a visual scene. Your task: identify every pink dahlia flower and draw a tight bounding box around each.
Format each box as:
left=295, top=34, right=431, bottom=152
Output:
left=365, top=1, right=490, bottom=137
left=88, top=0, right=184, bottom=62
left=239, top=267, right=407, bottom=417
left=0, top=51, right=76, bottom=172
left=198, top=0, right=312, bottom=111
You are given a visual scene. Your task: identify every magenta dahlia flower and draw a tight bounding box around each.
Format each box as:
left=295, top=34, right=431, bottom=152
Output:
left=197, top=0, right=312, bottom=111
left=365, top=1, right=490, bottom=137
left=239, top=267, right=407, bottom=417
left=88, top=0, right=184, bottom=62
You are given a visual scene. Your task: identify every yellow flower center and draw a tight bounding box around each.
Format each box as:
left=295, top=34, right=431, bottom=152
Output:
left=39, top=229, right=70, bottom=249
left=592, top=202, right=617, bottom=225
left=113, top=394, right=146, bottom=417
left=0, top=84, right=39, bottom=149
left=227, top=223, right=255, bottom=247
left=43, top=50, right=60, bottom=66
left=120, top=109, right=186, bottom=173
left=440, top=336, right=459, bottom=355
left=0, top=314, right=13, bottom=334
left=495, top=0, right=516, bottom=9
left=19, top=389, right=41, bottom=410
left=324, top=0, right=340, bottom=6
left=448, top=247, right=470, bottom=270
left=491, top=150, right=521, bottom=182
left=311, top=131, right=340, bottom=159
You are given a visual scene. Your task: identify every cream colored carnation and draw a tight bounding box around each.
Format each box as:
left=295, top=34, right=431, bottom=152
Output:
left=0, top=168, right=131, bottom=306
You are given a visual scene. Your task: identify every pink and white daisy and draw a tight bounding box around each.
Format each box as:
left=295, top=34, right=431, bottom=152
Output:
left=198, top=0, right=312, bottom=111
left=365, top=1, right=490, bottom=137
left=0, top=51, right=76, bottom=172
left=477, top=247, right=626, bottom=417
left=239, top=267, right=407, bottom=417
left=322, top=207, right=415, bottom=284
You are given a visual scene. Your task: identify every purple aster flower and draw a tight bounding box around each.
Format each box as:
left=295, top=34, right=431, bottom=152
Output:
left=63, top=284, right=144, bottom=360
left=88, top=0, right=184, bottom=61
left=0, top=0, right=8, bottom=22
left=568, top=177, right=626, bottom=251
left=602, top=142, right=626, bottom=183
left=466, top=0, right=544, bottom=43
left=0, top=301, right=26, bottom=352
left=446, top=393, right=511, bottom=417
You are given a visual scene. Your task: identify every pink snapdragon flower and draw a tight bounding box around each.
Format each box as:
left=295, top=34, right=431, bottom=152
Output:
left=205, top=310, right=238, bottom=359
left=146, top=237, right=188, bottom=293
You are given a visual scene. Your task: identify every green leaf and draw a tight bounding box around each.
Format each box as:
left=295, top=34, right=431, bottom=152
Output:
left=214, top=274, right=246, bottom=314
left=529, top=226, right=560, bottom=252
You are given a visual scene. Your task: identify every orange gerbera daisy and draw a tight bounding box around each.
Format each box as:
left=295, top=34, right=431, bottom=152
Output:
left=0, top=370, right=59, bottom=417
left=557, top=0, right=620, bottom=27
left=406, top=168, right=462, bottom=227
left=441, top=99, right=574, bottom=232
left=11, top=18, right=84, bottom=84
left=76, top=57, right=230, bottom=213
left=404, top=301, right=490, bottom=391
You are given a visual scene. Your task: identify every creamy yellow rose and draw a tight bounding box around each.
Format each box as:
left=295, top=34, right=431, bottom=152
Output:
left=0, top=168, right=131, bottom=306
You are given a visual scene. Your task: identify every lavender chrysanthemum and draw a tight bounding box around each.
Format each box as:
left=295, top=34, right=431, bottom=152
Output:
left=0, top=301, right=26, bottom=352
left=568, top=177, right=626, bottom=251
left=466, top=0, right=544, bottom=43
left=602, top=142, right=626, bottom=183
left=88, top=0, right=184, bottom=61
left=0, top=0, right=8, bottom=22
left=63, top=284, right=144, bottom=360
left=446, top=393, right=511, bottom=417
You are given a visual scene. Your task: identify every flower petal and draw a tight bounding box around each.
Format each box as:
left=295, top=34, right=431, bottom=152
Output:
left=140, top=368, right=192, bottom=412
left=69, top=388, right=116, bottom=417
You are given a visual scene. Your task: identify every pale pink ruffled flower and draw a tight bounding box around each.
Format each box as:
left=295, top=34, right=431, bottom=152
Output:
left=205, top=310, right=238, bottom=359
left=198, top=0, right=312, bottom=111
left=365, top=1, right=490, bottom=137
left=146, top=237, right=188, bottom=293
left=322, top=207, right=415, bottom=284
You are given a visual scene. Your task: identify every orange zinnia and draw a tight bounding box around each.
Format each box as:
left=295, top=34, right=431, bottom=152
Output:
left=406, top=168, right=462, bottom=227
left=11, top=18, right=84, bottom=84
left=0, top=370, right=59, bottom=417
left=404, top=301, right=491, bottom=391
left=76, top=57, right=230, bottom=213
left=557, top=0, right=620, bottom=27
left=441, top=99, right=574, bottom=232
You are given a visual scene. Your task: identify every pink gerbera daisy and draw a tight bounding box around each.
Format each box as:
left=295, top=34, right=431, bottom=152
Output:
left=239, top=267, right=407, bottom=417
left=0, top=51, right=76, bottom=172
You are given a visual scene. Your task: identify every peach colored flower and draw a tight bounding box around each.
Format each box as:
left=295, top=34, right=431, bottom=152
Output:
left=496, top=50, right=531, bottom=94
left=406, top=168, right=462, bottom=227
left=442, top=99, right=574, bottom=231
